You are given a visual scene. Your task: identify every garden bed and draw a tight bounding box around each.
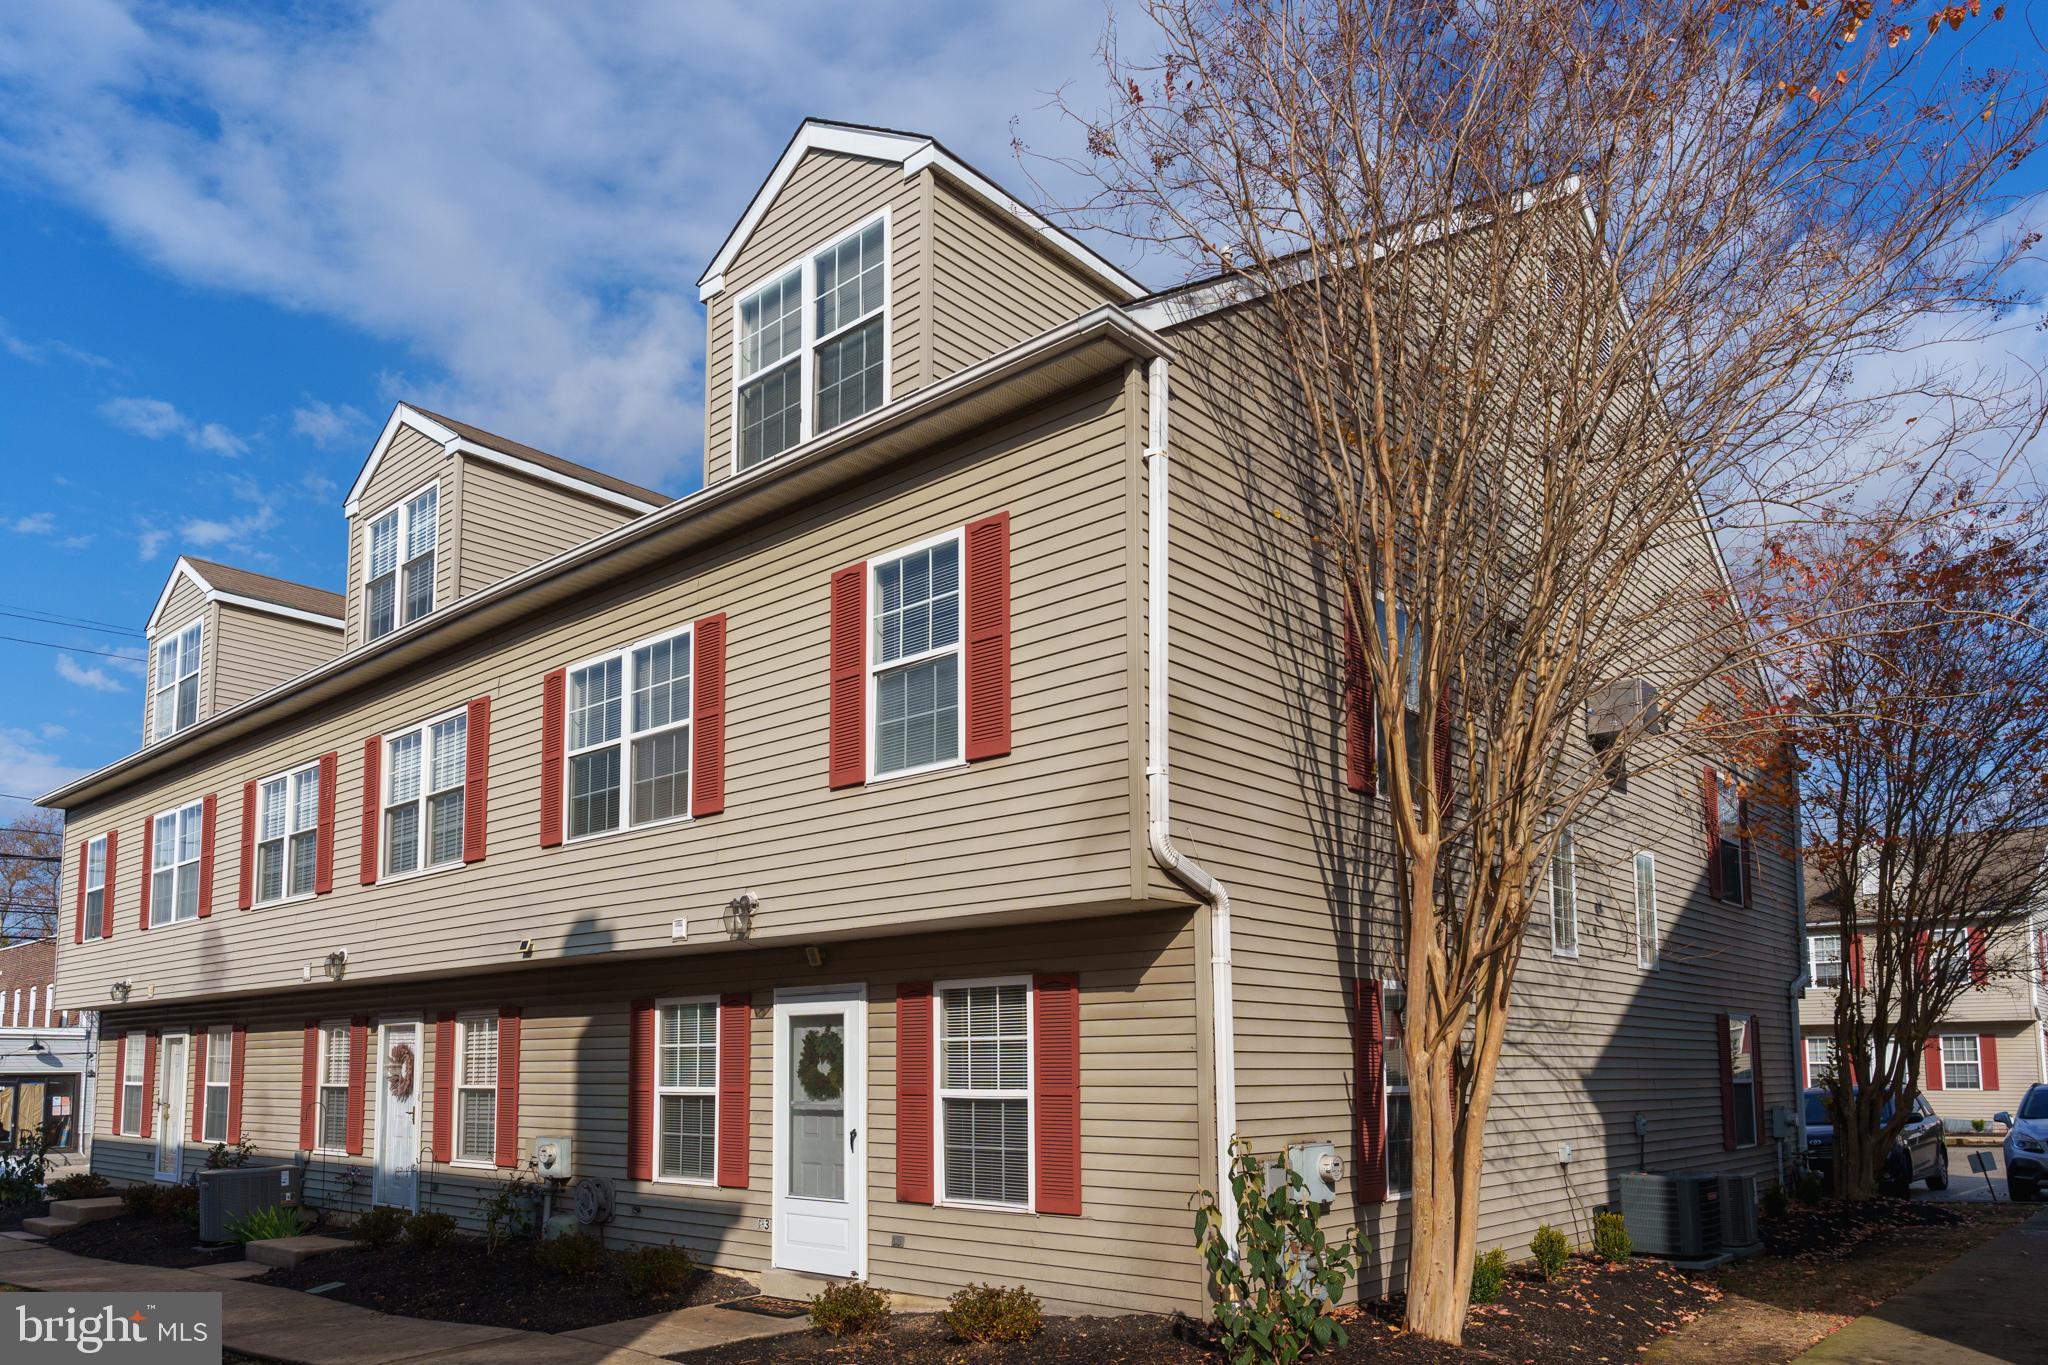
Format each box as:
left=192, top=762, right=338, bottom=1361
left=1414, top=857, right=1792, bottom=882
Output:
left=1757, top=1194, right=1960, bottom=1258
left=46, top=1213, right=246, bottom=1269
left=0, top=1199, right=49, bottom=1233
left=256, top=1237, right=756, bottom=1334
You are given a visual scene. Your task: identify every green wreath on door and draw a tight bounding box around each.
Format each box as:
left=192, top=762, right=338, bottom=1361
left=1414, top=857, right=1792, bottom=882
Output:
left=798, top=1027, right=844, bottom=1101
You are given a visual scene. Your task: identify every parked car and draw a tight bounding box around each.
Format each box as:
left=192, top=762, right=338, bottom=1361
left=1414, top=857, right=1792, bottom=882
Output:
left=1994, top=1084, right=2048, bottom=1201
left=1803, top=1087, right=1949, bottom=1195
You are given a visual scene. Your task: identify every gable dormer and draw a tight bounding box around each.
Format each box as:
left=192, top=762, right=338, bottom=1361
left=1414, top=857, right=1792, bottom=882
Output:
left=696, top=120, right=1146, bottom=487
left=340, top=404, right=666, bottom=652
left=143, top=557, right=345, bottom=745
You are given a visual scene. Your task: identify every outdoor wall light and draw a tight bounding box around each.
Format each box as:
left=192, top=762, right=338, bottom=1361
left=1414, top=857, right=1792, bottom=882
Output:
left=323, top=949, right=349, bottom=981
left=724, top=891, right=758, bottom=941
left=108, top=980, right=132, bottom=1004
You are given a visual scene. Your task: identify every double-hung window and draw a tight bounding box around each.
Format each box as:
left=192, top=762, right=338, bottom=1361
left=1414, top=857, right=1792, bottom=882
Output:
left=202, top=1025, right=233, bottom=1144
left=1550, top=826, right=1579, bottom=957
left=83, top=836, right=106, bottom=931
left=150, top=800, right=205, bottom=925
left=255, top=762, right=321, bottom=904
left=317, top=1023, right=349, bottom=1152
left=1382, top=981, right=1412, bottom=1194
left=1728, top=1015, right=1758, bottom=1146
left=1372, top=598, right=1425, bottom=784
left=455, top=1015, right=498, bottom=1164
left=1804, top=1035, right=1838, bottom=1086
left=734, top=216, right=887, bottom=471
left=937, top=980, right=1030, bottom=1208
left=120, top=1033, right=146, bottom=1135
left=1939, top=1034, right=1982, bottom=1089
left=365, top=484, right=438, bottom=642
left=383, top=710, right=467, bottom=877
left=566, top=627, right=693, bottom=839
left=655, top=1000, right=718, bottom=1182
left=870, top=531, right=962, bottom=779
left=1715, top=771, right=1745, bottom=903
left=152, top=621, right=202, bottom=740
left=1810, top=933, right=1843, bottom=987
left=1634, top=851, right=1660, bottom=969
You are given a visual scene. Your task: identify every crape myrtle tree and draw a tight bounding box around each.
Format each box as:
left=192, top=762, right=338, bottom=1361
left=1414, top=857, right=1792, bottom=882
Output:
left=1030, top=0, right=2043, bottom=1341
left=1746, top=508, right=2048, bottom=1200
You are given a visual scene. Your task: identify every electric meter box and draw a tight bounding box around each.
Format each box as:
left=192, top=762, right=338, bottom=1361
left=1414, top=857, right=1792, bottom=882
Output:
left=533, top=1135, right=573, bottom=1179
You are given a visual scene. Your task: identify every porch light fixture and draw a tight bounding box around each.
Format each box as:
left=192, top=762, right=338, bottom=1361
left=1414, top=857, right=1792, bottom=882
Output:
left=724, top=891, right=758, bottom=941
left=323, top=949, right=350, bottom=981
left=108, top=980, right=132, bottom=1004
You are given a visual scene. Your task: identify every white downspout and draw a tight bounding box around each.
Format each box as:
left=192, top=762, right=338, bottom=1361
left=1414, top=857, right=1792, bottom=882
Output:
left=1788, top=833, right=1811, bottom=1170
left=1142, top=355, right=1241, bottom=1247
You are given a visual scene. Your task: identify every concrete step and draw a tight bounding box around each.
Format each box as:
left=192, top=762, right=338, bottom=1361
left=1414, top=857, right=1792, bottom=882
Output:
left=46, top=1197, right=127, bottom=1226
left=20, top=1216, right=71, bottom=1237
left=244, top=1233, right=353, bottom=1269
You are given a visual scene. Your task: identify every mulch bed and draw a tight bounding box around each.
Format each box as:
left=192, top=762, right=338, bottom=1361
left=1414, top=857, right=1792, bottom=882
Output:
left=672, top=1257, right=1715, bottom=1364
left=256, top=1238, right=756, bottom=1334
left=1758, top=1196, right=1959, bottom=1258
left=47, top=1214, right=244, bottom=1269
left=0, top=1200, right=48, bottom=1233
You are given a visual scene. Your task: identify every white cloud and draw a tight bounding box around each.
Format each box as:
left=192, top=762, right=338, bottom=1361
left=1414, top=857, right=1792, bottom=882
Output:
left=10, top=511, right=55, bottom=534
left=0, top=314, right=115, bottom=369
left=179, top=503, right=277, bottom=549
left=99, top=395, right=250, bottom=455
left=137, top=527, right=170, bottom=561
left=0, top=727, right=84, bottom=801
left=55, top=654, right=127, bottom=693
left=292, top=398, right=367, bottom=450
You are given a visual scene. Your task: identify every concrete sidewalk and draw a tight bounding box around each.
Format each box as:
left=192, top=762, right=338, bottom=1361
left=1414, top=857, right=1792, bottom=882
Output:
left=0, top=1232, right=806, bottom=1363
left=1795, top=1208, right=2048, bottom=1364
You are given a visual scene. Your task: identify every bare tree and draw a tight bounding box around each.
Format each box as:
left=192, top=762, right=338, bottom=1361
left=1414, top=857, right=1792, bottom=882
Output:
left=0, top=807, right=64, bottom=944
left=1032, top=0, right=2043, bottom=1340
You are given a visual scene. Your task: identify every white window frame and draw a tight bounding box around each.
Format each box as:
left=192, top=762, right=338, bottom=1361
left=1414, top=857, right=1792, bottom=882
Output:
left=1634, top=851, right=1660, bottom=970
left=1369, top=594, right=1426, bottom=803
left=1550, top=826, right=1579, bottom=958
left=1729, top=1015, right=1759, bottom=1148
left=1804, top=1034, right=1838, bottom=1087
left=83, top=835, right=107, bottom=933
left=253, top=760, right=322, bottom=907
left=933, top=974, right=1033, bottom=1213
left=120, top=1031, right=147, bottom=1136
left=1939, top=1033, right=1983, bottom=1090
left=380, top=706, right=468, bottom=882
left=315, top=1021, right=350, bottom=1155
left=202, top=1025, right=233, bottom=1145
left=151, top=619, right=203, bottom=740
left=1810, top=932, right=1843, bottom=988
left=729, top=210, right=891, bottom=473
left=452, top=1013, right=499, bottom=1168
left=1716, top=770, right=1746, bottom=904
left=1381, top=978, right=1412, bottom=1197
left=563, top=624, right=696, bottom=843
left=651, top=995, right=720, bottom=1186
left=362, top=480, right=440, bottom=643
left=867, top=526, right=966, bottom=783
left=149, top=799, right=205, bottom=927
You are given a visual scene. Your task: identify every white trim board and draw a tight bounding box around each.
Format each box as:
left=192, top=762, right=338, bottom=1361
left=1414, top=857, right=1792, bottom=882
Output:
left=145, top=557, right=344, bottom=636
left=344, top=403, right=660, bottom=520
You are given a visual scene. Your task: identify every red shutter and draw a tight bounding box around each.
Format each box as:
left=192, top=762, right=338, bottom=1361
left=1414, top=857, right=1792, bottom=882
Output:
left=1924, top=1038, right=1944, bottom=1090
left=227, top=1025, right=248, bottom=1143
left=828, top=563, right=867, bottom=788
left=1343, top=614, right=1375, bottom=795
left=314, top=752, right=338, bottom=894
left=1980, top=1034, right=2000, bottom=1091
left=1432, top=690, right=1453, bottom=819
left=300, top=1023, right=319, bottom=1149
left=1738, top=798, right=1755, bottom=909
left=495, top=1006, right=521, bottom=1167
left=464, top=697, right=492, bottom=863
left=963, top=513, right=1013, bottom=761
left=1716, top=1013, right=1735, bottom=1149
left=140, top=1031, right=159, bottom=1139
left=359, top=736, right=381, bottom=885
left=628, top=999, right=655, bottom=1181
left=1848, top=935, right=1866, bottom=990
left=692, top=614, right=728, bottom=817
left=346, top=1017, right=369, bottom=1155
left=1969, top=928, right=1989, bottom=987
left=1915, top=930, right=1932, bottom=984
left=73, top=843, right=87, bottom=945
left=1353, top=978, right=1387, bottom=1203
left=100, top=830, right=117, bottom=940
left=1748, top=1014, right=1765, bottom=1142
left=190, top=1029, right=209, bottom=1143
left=138, top=816, right=154, bottom=931
left=237, top=780, right=257, bottom=909
left=1032, top=972, right=1082, bottom=1216
left=432, top=1013, right=455, bottom=1163
left=113, top=1035, right=128, bottom=1134
left=540, top=669, right=566, bottom=848
left=1702, top=769, right=1723, bottom=902
left=896, top=982, right=935, bottom=1204
left=717, top=992, right=750, bottom=1189
left=197, top=793, right=217, bottom=918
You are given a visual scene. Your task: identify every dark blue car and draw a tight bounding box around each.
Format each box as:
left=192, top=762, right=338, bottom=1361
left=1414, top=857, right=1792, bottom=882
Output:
left=1803, top=1087, right=1948, bottom=1195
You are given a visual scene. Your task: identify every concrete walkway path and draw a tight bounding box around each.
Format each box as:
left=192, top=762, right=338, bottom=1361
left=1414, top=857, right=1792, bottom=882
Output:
left=1794, top=1208, right=2048, bottom=1364
left=0, top=1231, right=807, bottom=1363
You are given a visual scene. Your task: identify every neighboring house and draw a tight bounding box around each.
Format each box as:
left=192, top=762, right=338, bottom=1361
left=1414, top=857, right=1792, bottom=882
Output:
left=38, top=119, right=1799, bottom=1311
left=0, top=937, right=92, bottom=1170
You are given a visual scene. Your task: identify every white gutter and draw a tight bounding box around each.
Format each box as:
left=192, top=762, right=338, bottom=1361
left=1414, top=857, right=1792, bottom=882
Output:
left=1141, top=356, right=1241, bottom=1247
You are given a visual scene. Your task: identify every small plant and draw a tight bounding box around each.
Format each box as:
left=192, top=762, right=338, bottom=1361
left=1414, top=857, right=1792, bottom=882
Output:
left=0, top=1129, right=54, bottom=1206
left=1530, top=1224, right=1569, bottom=1281
left=809, top=1279, right=892, bottom=1338
left=160, top=1184, right=200, bottom=1224
left=1470, top=1247, right=1509, bottom=1305
left=122, top=1184, right=161, bottom=1216
left=944, top=1283, right=1044, bottom=1344
left=480, top=1164, right=539, bottom=1255
left=45, top=1172, right=111, bottom=1201
left=404, top=1211, right=458, bottom=1249
left=1795, top=1170, right=1825, bottom=1205
left=535, top=1231, right=606, bottom=1280
left=1592, top=1211, right=1633, bottom=1263
left=227, top=1204, right=312, bottom=1243
left=353, top=1206, right=408, bottom=1249
left=621, top=1244, right=695, bottom=1298
left=205, top=1137, right=258, bottom=1170
left=1973, top=1118, right=1988, bottom=1133
left=1761, top=1186, right=1789, bottom=1221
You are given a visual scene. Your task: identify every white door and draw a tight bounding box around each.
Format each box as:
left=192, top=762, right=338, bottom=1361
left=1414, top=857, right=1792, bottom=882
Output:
left=772, top=986, right=866, bottom=1279
left=373, top=1020, right=421, bottom=1211
left=155, top=1033, right=188, bottom=1182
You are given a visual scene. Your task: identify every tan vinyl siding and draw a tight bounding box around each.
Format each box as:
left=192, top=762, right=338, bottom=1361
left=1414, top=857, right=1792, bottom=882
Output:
left=453, top=455, right=638, bottom=598
left=89, top=911, right=1205, bottom=1314
left=144, top=583, right=213, bottom=748
left=345, top=423, right=453, bottom=651
left=209, top=604, right=343, bottom=714
left=926, top=175, right=1111, bottom=382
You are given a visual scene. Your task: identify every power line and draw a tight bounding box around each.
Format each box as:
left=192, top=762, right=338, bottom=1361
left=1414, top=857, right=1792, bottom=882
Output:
left=0, top=601, right=143, bottom=636
left=0, top=633, right=146, bottom=662
left=0, top=607, right=143, bottom=638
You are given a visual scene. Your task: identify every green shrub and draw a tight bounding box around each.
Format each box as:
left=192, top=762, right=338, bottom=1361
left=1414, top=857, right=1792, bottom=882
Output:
left=480, top=1166, right=539, bottom=1255
left=1194, top=1140, right=1368, bottom=1364
left=944, top=1283, right=1044, bottom=1344
left=1530, top=1224, right=1569, bottom=1281
left=45, top=1172, right=111, bottom=1201
left=121, top=1184, right=160, bottom=1216
left=353, top=1206, right=408, bottom=1249
left=227, top=1204, right=312, bottom=1243
left=404, top=1212, right=458, bottom=1250
left=205, top=1138, right=258, bottom=1170
left=1470, top=1248, right=1509, bottom=1305
left=535, top=1231, right=606, bottom=1280
left=1761, top=1186, right=1789, bottom=1221
left=809, top=1279, right=892, bottom=1338
left=1972, top=1118, right=1988, bottom=1133
left=1795, top=1170, right=1825, bottom=1205
left=1592, top=1211, right=1632, bottom=1263
left=160, top=1184, right=199, bottom=1224
left=621, top=1244, right=695, bottom=1298
left=0, top=1129, right=54, bottom=1205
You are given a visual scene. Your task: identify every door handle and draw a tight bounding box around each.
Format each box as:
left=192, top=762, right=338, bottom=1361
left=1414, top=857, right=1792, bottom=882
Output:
left=849, top=1127, right=859, bottom=1152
